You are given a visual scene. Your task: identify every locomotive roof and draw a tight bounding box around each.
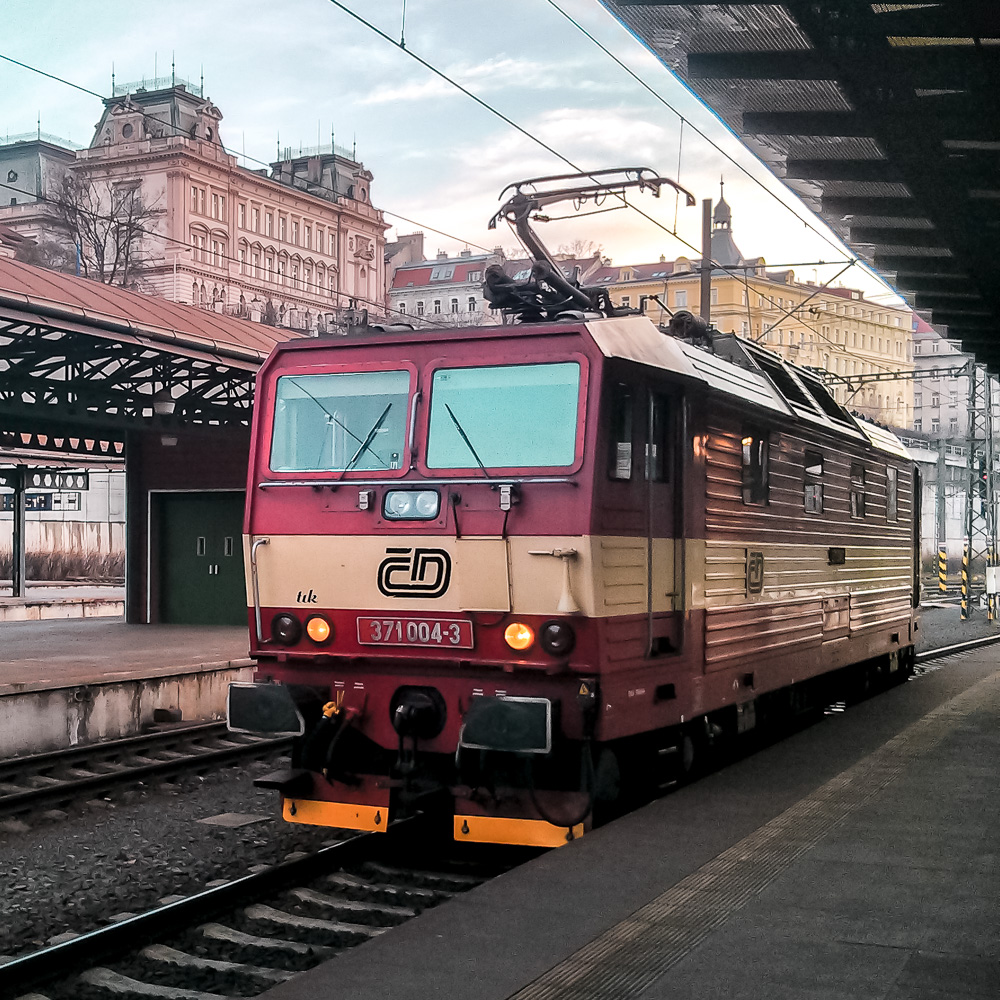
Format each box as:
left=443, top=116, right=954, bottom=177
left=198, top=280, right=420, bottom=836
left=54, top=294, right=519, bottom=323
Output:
left=585, top=316, right=910, bottom=459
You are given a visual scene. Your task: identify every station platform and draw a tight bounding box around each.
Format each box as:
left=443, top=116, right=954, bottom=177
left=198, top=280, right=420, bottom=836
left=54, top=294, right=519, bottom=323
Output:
left=258, top=646, right=1000, bottom=1000
left=0, top=618, right=251, bottom=756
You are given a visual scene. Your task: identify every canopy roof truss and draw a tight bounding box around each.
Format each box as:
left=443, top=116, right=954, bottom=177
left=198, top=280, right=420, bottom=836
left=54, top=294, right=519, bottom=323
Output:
left=605, top=2, right=1000, bottom=365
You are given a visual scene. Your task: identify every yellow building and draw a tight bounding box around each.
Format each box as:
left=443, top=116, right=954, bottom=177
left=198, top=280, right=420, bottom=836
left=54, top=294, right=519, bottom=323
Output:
left=600, top=194, right=914, bottom=429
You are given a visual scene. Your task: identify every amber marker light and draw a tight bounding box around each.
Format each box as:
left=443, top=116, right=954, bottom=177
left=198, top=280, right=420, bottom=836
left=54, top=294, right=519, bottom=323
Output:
left=504, top=622, right=535, bottom=652
left=305, top=615, right=333, bottom=644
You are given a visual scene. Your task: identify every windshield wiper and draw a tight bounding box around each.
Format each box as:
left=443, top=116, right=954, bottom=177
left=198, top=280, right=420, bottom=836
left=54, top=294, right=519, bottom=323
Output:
left=340, top=403, right=393, bottom=478
left=288, top=378, right=388, bottom=469
left=445, top=404, right=492, bottom=480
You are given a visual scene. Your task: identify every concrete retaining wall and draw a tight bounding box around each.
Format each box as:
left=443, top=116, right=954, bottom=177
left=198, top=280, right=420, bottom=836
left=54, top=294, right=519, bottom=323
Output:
left=0, top=598, right=124, bottom=622
left=0, top=660, right=255, bottom=757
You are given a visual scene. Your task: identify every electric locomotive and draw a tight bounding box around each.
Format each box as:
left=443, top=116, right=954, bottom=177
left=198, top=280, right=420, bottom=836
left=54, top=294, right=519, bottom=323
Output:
left=229, top=170, right=918, bottom=847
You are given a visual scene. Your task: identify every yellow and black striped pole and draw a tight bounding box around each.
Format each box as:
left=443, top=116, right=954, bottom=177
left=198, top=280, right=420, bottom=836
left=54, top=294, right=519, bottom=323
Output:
left=961, top=541, right=970, bottom=620
left=938, top=547, right=948, bottom=593
left=989, top=546, right=996, bottom=622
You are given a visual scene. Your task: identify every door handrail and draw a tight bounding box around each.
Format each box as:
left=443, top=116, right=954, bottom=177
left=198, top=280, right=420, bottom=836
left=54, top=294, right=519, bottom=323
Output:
left=250, top=536, right=270, bottom=643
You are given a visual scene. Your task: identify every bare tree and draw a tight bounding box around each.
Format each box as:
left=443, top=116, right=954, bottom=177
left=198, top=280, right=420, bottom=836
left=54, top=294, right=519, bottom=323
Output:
left=557, top=238, right=604, bottom=260
left=14, top=234, right=76, bottom=274
left=49, top=174, right=160, bottom=287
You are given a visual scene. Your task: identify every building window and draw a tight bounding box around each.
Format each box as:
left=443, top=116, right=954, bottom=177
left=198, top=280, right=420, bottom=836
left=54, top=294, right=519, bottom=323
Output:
left=803, top=450, right=823, bottom=513
left=266, top=213, right=273, bottom=237
left=252, top=251, right=259, bottom=277
left=330, top=232, right=336, bottom=255
left=950, top=392, right=958, bottom=406
left=433, top=300, right=441, bottom=314
left=252, top=208, right=259, bottom=233
left=742, top=430, right=769, bottom=505
left=416, top=301, right=424, bottom=316
left=675, top=289, right=687, bottom=308
left=238, top=203, right=246, bottom=228
left=190, top=186, right=198, bottom=212
left=398, top=302, right=406, bottom=314
left=279, top=216, right=287, bottom=241
left=468, top=270, right=481, bottom=281
left=239, top=248, right=246, bottom=275
left=914, top=418, right=922, bottom=432
left=468, top=296, right=477, bottom=312
left=914, top=393, right=922, bottom=408
left=886, top=466, right=898, bottom=522
left=212, top=193, right=219, bottom=219
left=949, top=417, right=959, bottom=435
left=292, top=221, right=299, bottom=245
left=850, top=462, right=866, bottom=517
left=621, top=295, right=631, bottom=308
left=931, top=417, right=940, bottom=434
left=932, top=393, right=940, bottom=407
left=450, top=298, right=459, bottom=313
left=304, top=226, right=311, bottom=249
left=265, top=256, right=274, bottom=281
left=710, top=286, right=718, bottom=306
left=291, top=264, right=299, bottom=289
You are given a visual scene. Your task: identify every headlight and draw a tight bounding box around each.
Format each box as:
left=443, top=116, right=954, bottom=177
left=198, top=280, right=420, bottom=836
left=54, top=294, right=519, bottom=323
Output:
left=271, top=613, right=301, bottom=645
left=384, top=489, right=440, bottom=520
left=539, top=620, right=575, bottom=656
left=305, top=615, right=333, bottom=644
left=504, top=622, right=535, bottom=652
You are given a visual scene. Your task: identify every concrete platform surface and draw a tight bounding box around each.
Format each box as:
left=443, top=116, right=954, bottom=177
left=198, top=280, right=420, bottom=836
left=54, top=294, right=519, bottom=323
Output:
left=257, top=649, right=1000, bottom=1000
left=0, top=617, right=249, bottom=694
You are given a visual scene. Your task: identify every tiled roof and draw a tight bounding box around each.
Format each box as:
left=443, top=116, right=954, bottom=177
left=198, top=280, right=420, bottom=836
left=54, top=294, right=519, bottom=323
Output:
left=0, top=257, right=300, bottom=367
left=391, top=258, right=490, bottom=289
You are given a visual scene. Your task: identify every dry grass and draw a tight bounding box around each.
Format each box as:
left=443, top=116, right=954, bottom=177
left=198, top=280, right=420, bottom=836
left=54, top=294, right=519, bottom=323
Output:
left=0, top=549, right=125, bottom=582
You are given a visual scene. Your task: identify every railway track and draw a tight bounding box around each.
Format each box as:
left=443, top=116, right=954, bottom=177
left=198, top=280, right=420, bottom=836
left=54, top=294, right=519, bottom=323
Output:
left=0, top=723, right=290, bottom=821
left=4, top=636, right=992, bottom=999
left=5, top=818, right=517, bottom=999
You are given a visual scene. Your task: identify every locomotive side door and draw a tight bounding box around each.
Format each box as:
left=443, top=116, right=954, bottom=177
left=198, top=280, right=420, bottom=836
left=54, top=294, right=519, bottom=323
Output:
left=645, top=387, right=679, bottom=655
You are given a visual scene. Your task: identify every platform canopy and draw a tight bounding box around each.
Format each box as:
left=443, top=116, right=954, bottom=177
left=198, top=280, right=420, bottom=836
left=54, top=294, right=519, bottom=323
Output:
left=602, top=2, right=1000, bottom=365
left=0, top=257, right=299, bottom=454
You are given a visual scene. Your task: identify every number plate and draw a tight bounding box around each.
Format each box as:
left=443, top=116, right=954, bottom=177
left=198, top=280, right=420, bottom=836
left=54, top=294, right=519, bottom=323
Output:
left=357, top=616, right=474, bottom=649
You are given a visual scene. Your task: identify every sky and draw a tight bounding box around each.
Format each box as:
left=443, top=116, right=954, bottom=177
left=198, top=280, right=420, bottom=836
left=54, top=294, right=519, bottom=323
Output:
left=0, top=0, right=902, bottom=304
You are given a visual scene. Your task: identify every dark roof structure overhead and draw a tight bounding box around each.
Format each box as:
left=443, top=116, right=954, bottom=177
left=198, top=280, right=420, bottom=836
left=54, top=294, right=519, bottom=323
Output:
left=0, top=258, right=301, bottom=439
left=602, top=2, right=1000, bottom=366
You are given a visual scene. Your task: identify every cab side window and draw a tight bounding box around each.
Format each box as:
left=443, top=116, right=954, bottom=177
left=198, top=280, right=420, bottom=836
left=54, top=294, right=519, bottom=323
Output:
left=804, top=450, right=823, bottom=513
left=608, top=384, right=633, bottom=480
left=742, top=429, right=769, bottom=505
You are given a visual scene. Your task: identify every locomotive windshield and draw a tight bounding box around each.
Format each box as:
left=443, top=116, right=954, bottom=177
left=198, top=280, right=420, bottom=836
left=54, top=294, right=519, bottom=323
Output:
left=270, top=370, right=410, bottom=472
left=426, top=362, right=580, bottom=469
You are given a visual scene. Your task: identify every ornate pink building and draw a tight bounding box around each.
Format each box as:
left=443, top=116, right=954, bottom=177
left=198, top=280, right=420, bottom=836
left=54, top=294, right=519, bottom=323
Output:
left=0, top=79, right=387, bottom=332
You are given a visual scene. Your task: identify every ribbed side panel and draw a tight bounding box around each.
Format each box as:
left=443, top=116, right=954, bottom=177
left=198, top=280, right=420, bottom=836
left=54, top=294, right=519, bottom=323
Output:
left=705, top=599, right=823, bottom=667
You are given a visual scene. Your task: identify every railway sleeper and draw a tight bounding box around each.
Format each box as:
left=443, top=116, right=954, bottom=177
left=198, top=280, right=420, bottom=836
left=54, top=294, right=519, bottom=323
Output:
left=198, top=921, right=337, bottom=971
left=140, top=943, right=292, bottom=984
left=289, top=886, right=415, bottom=923
left=323, top=871, right=450, bottom=906
left=78, top=966, right=228, bottom=999
left=361, top=860, right=484, bottom=892
left=243, top=903, right=385, bottom=945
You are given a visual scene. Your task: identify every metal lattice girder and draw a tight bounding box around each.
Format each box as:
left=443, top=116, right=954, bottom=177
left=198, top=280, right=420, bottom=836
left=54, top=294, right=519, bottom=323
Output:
left=0, top=317, right=256, bottom=429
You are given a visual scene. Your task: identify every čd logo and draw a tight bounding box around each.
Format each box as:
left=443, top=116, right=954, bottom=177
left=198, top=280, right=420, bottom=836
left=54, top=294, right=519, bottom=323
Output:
left=378, top=547, right=452, bottom=598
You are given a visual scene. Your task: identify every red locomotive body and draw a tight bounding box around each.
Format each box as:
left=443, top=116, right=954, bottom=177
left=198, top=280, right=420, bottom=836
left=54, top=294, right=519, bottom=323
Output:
left=231, top=313, right=918, bottom=847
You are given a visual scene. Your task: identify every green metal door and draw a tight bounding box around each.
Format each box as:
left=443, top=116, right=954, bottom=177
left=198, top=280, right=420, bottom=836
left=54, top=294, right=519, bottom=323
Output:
left=160, top=492, right=246, bottom=625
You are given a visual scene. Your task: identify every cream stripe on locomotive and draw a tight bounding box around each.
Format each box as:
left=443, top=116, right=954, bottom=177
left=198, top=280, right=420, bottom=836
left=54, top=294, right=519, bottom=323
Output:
left=245, top=534, right=911, bottom=620
left=245, top=534, right=677, bottom=619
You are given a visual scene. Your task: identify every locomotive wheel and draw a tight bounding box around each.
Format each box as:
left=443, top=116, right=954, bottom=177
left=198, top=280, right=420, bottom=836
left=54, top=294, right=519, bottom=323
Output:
left=677, top=730, right=698, bottom=783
